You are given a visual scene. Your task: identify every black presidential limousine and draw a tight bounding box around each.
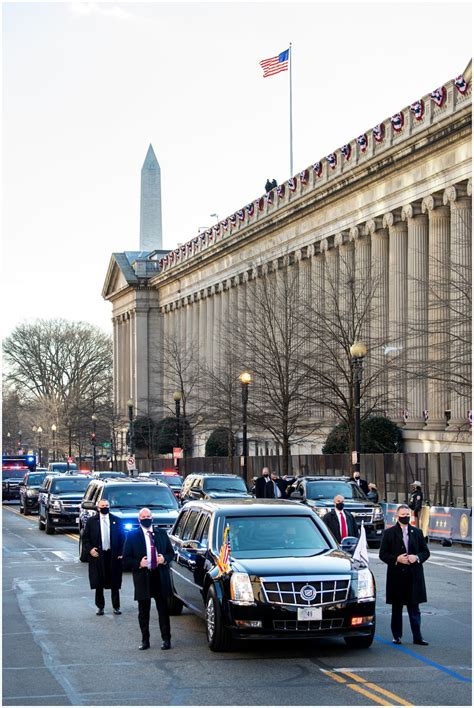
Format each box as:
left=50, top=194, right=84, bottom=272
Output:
left=168, top=499, right=375, bottom=651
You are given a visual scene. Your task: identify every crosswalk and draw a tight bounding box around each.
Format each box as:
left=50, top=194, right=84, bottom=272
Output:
left=368, top=548, right=472, bottom=573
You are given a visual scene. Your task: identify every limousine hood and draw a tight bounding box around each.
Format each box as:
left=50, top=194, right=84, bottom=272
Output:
left=230, top=550, right=354, bottom=577
left=205, top=491, right=253, bottom=499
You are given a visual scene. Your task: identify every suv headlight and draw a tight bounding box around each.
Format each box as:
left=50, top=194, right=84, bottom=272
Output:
left=26, top=489, right=38, bottom=498
left=357, top=568, right=375, bottom=600
left=373, top=506, right=384, bottom=521
left=50, top=496, right=62, bottom=511
left=230, top=573, right=254, bottom=605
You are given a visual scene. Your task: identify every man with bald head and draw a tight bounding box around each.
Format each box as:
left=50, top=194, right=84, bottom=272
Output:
left=122, top=507, right=174, bottom=650
left=322, top=495, right=359, bottom=544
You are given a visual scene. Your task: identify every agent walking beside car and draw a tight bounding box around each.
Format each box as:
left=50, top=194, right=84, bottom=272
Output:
left=379, top=503, right=430, bottom=646
left=122, top=507, right=174, bottom=651
left=322, top=495, right=359, bottom=543
left=82, top=499, right=125, bottom=616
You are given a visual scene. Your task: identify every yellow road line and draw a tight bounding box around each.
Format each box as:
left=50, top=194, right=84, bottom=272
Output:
left=321, top=670, right=347, bottom=684
left=3, top=506, right=80, bottom=543
left=348, top=682, right=395, bottom=706
left=323, top=669, right=413, bottom=707
left=366, top=682, right=414, bottom=706
left=340, top=670, right=365, bottom=682
left=2, top=505, right=23, bottom=516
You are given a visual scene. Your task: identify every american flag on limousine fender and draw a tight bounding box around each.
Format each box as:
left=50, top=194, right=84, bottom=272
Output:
left=217, top=526, right=232, bottom=574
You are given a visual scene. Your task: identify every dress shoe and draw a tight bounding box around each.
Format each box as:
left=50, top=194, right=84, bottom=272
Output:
left=96, top=608, right=104, bottom=616
left=392, top=638, right=402, bottom=644
left=138, top=640, right=150, bottom=650
left=161, top=640, right=171, bottom=650
left=113, top=608, right=122, bottom=615
left=413, top=639, right=429, bottom=646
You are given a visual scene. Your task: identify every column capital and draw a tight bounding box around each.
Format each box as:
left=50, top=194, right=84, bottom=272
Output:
left=443, top=183, right=469, bottom=205
left=334, top=232, right=347, bottom=248
left=401, top=202, right=423, bottom=220
left=365, top=217, right=385, bottom=235
left=383, top=210, right=403, bottom=228
left=307, top=243, right=316, bottom=258
left=421, top=194, right=445, bottom=213
left=349, top=226, right=360, bottom=241
left=294, top=248, right=303, bottom=262
left=467, top=178, right=472, bottom=197
left=319, top=238, right=329, bottom=253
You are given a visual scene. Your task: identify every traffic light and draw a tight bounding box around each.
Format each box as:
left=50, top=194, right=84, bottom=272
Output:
left=90, top=432, right=97, bottom=444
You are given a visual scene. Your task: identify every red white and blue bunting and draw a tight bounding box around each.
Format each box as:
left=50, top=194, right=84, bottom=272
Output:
left=454, top=75, right=468, bottom=95
left=372, top=123, right=385, bottom=143
left=277, top=184, right=285, bottom=199
left=213, top=224, right=220, bottom=235
left=266, top=191, right=274, bottom=205
left=341, top=144, right=351, bottom=161
left=430, top=86, right=446, bottom=107
left=410, top=99, right=424, bottom=121
left=229, top=214, right=237, bottom=227
left=257, top=196, right=265, bottom=211
left=237, top=209, right=245, bottom=222
left=313, top=161, right=322, bottom=177
left=246, top=202, right=255, bottom=217
left=391, top=112, right=404, bottom=132
left=326, top=153, right=337, bottom=170
left=288, top=177, right=297, bottom=192
left=221, top=219, right=228, bottom=231
left=357, top=134, right=368, bottom=152
left=300, top=168, right=309, bottom=185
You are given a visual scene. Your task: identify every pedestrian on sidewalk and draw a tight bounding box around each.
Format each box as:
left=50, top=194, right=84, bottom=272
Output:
left=379, top=503, right=430, bottom=646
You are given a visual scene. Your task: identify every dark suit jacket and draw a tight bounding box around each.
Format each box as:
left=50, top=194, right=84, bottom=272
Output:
left=353, top=477, right=369, bottom=495
left=379, top=523, right=430, bottom=605
left=322, top=509, right=359, bottom=543
left=255, top=476, right=275, bottom=498
left=122, top=527, right=174, bottom=601
left=82, top=513, right=125, bottom=590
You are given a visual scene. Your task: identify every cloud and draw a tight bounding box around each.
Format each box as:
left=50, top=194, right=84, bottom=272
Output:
left=68, top=2, right=137, bottom=21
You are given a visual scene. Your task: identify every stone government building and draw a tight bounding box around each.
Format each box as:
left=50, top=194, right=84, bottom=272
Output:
left=103, top=61, right=472, bottom=455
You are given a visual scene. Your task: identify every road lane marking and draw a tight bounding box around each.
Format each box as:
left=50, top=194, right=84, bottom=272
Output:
left=322, top=668, right=413, bottom=706
left=425, top=560, right=471, bottom=573
left=375, top=635, right=472, bottom=683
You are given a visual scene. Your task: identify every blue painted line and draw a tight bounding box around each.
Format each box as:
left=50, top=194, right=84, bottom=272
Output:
left=375, top=635, right=472, bottom=683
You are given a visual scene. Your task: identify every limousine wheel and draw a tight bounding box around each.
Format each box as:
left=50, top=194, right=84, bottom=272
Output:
left=344, top=625, right=375, bottom=649
left=167, top=596, right=184, bottom=616
left=206, top=586, right=231, bottom=652
left=38, top=514, right=45, bottom=531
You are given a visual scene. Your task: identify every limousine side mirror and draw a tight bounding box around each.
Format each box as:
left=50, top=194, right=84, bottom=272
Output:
left=182, top=540, right=206, bottom=554
left=290, top=490, right=303, bottom=498
left=340, top=536, right=358, bottom=555
left=81, top=500, right=95, bottom=510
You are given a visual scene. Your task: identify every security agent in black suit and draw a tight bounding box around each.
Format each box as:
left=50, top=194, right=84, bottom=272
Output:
left=322, top=495, right=359, bottom=543
left=122, top=507, right=174, bottom=650
left=82, top=499, right=125, bottom=615
left=351, top=471, right=369, bottom=495
left=379, top=503, right=430, bottom=646
left=254, top=467, right=275, bottom=498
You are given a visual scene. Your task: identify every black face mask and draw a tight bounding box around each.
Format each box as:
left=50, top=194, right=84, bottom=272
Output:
left=335, top=502, right=344, bottom=511
left=398, top=516, right=410, bottom=525
left=99, top=507, right=109, bottom=515
left=140, top=518, right=153, bottom=528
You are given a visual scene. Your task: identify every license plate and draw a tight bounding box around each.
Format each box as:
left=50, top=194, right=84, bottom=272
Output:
left=75, top=517, right=80, bottom=523
left=297, top=607, right=322, bottom=621
left=376, top=529, right=382, bottom=534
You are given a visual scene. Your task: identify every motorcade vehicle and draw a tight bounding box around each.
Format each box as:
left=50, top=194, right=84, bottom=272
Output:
left=287, top=476, right=385, bottom=546
left=91, top=471, right=128, bottom=480
left=38, top=474, right=91, bottom=534
left=78, top=477, right=180, bottom=560
left=2, top=454, right=37, bottom=500
left=47, top=462, right=78, bottom=473
left=139, top=471, right=184, bottom=501
left=168, top=499, right=375, bottom=651
left=19, top=470, right=59, bottom=514
left=180, top=473, right=253, bottom=503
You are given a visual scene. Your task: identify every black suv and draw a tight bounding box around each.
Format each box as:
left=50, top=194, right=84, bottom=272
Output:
left=288, top=476, right=385, bottom=546
left=78, top=478, right=180, bottom=560
left=38, top=474, right=91, bottom=534
left=19, top=470, right=58, bottom=515
left=169, top=499, right=376, bottom=652
left=180, top=474, right=252, bottom=503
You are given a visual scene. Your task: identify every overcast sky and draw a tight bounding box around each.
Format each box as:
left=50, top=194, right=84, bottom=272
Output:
left=2, top=0, right=472, bottom=338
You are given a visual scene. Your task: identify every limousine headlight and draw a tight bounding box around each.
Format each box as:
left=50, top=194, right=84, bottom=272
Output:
left=357, top=568, right=375, bottom=600
left=230, top=573, right=254, bottom=605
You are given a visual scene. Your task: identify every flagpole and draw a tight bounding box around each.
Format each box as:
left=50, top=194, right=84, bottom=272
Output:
left=289, top=42, right=293, bottom=176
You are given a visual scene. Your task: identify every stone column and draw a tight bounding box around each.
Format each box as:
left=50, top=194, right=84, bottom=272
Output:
left=134, top=307, right=150, bottom=416
left=383, top=211, right=408, bottom=422
left=443, top=183, right=472, bottom=428
left=212, top=285, right=221, bottom=373
left=336, top=232, right=353, bottom=326
left=198, top=291, right=207, bottom=372
left=162, top=306, right=170, bottom=402
left=206, top=289, right=214, bottom=371
left=323, top=238, right=338, bottom=423
left=367, top=218, right=389, bottom=415
left=402, top=203, right=429, bottom=428
left=310, top=244, right=325, bottom=420
left=421, top=195, right=450, bottom=429
left=112, top=317, right=120, bottom=416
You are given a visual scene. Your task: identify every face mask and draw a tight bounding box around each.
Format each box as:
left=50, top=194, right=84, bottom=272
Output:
left=398, top=516, right=410, bottom=525
left=99, top=507, right=109, bottom=515
left=335, top=502, right=344, bottom=511
left=140, top=518, right=153, bottom=528
left=354, top=474, right=360, bottom=480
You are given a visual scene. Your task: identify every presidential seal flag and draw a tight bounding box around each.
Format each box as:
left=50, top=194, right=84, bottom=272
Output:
left=352, top=521, right=369, bottom=567
left=217, top=526, right=232, bottom=574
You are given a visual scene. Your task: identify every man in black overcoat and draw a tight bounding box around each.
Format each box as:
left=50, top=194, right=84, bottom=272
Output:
left=122, top=507, right=174, bottom=651
left=323, top=495, right=359, bottom=543
left=255, top=468, right=274, bottom=498
left=82, top=499, right=125, bottom=615
left=351, top=471, right=369, bottom=495
left=379, top=503, right=430, bottom=645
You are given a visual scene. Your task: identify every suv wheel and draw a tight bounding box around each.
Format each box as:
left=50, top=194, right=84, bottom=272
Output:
left=205, top=586, right=231, bottom=652
left=78, top=534, right=87, bottom=562
left=344, top=624, right=375, bottom=649
left=38, top=513, right=45, bottom=531
left=45, top=512, right=55, bottom=535
left=167, top=595, right=184, bottom=615
left=19, top=498, right=25, bottom=514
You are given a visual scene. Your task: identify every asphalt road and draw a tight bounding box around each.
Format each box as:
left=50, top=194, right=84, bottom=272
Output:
left=3, top=503, right=472, bottom=706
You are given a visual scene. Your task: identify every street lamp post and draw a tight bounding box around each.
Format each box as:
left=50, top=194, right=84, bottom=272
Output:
left=173, top=391, right=181, bottom=470
left=91, top=414, right=98, bottom=472
left=18, top=430, right=22, bottom=453
left=127, top=399, right=134, bottom=456
left=37, top=426, right=43, bottom=466
left=51, top=425, right=57, bottom=462
left=350, top=342, right=367, bottom=476
left=239, top=371, right=252, bottom=482
left=6, top=432, right=11, bottom=454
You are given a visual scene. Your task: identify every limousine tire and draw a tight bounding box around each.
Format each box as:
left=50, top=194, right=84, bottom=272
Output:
left=344, top=625, right=375, bottom=649
left=167, top=595, right=184, bottom=615
left=206, top=586, right=231, bottom=652
left=38, top=514, right=45, bottom=531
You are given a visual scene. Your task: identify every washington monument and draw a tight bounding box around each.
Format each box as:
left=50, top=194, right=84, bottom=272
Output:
left=140, top=144, right=163, bottom=251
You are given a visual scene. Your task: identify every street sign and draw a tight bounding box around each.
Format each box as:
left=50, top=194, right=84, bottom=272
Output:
left=351, top=451, right=358, bottom=465
left=127, top=455, right=136, bottom=471
left=101, top=442, right=111, bottom=448
left=67, top=456, right=73, bottom=463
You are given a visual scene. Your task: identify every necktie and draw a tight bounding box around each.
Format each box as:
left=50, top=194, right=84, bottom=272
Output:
left=147, top=530, right=157, bottom=570
left=402, top=526, right=409, bottom=553
left=101, top=516, right=110, bottom=550
left=340, top=512, right=347, bottom=540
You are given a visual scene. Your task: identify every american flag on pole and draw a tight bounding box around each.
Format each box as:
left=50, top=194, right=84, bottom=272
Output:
left=259, top=48, right=289, bottom=78
left=217, top=526, right=232, bottom=574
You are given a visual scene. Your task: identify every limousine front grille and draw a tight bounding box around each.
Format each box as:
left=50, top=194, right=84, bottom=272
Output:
left=273, top=618, right=344, bottom=631
left=261, top=577, right=351, bottom=607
